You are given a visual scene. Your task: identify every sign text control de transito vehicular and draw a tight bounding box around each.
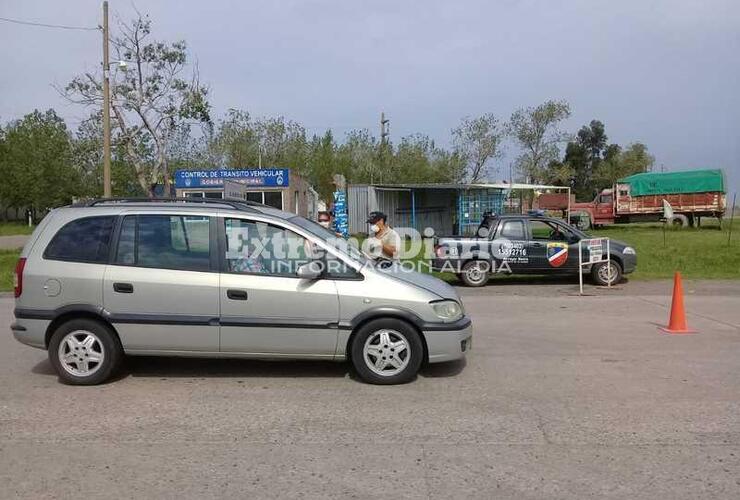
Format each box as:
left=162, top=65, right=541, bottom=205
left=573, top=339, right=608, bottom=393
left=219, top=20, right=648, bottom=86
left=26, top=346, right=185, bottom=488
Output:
left=12, top=198, right=471, bottom=385
left=433, top=214, right=636, bottom=287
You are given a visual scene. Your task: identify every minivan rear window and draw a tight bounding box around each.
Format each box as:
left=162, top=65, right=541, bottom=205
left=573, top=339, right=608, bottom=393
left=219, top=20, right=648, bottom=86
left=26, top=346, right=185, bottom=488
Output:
left=44, top=216, right=115, bottom=263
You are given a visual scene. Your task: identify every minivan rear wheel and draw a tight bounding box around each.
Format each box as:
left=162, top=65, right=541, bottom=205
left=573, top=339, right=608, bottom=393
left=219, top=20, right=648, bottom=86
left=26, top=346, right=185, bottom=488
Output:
left=350, top=319, right=423, bottom=385
left=48, top=319, right=122, bottom=385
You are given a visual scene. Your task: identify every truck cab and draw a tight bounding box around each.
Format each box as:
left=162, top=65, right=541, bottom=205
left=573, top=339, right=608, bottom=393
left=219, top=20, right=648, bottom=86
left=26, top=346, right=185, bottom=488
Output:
left=570, top=189, right=617, bottom=228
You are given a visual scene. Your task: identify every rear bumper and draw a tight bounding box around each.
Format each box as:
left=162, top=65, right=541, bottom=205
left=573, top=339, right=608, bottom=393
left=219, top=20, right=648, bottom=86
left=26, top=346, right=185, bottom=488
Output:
left=11, top=318, right=48, bottom=349
left=423, top=317, right=473, bottom=363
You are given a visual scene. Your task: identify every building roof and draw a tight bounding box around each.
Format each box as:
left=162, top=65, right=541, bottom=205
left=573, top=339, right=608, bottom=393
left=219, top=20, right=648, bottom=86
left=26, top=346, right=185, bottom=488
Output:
left=349, top=182, right=569, bottom=191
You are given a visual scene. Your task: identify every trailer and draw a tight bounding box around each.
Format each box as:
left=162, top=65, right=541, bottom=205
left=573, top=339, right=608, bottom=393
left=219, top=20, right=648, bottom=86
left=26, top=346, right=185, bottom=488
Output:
left=570, top=169, right=726, bottom=228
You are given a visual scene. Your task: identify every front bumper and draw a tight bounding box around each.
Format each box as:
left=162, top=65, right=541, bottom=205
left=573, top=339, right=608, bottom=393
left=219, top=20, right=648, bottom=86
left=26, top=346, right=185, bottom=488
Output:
left=622, top=253, right=637, bottom=274
left=423, top=317, right=473, bottom=363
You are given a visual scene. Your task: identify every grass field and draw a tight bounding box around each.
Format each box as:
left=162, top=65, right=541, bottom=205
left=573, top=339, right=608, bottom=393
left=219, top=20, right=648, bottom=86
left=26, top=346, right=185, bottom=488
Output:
left=0, top=249, right=20, bottom=292
left=588, top=221, right=740, bottom=280
left=0, top=222, right=34, bottom=236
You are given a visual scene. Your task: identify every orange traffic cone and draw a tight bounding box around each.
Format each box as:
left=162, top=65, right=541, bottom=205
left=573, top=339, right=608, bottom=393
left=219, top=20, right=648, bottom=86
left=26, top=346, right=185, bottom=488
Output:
left=660, top=272, right=696, bottom=334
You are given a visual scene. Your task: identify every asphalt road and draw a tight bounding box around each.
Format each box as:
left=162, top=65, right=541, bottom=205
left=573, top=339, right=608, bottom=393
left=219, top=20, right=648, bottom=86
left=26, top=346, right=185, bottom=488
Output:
left=1, top=280, right=739, bottom=499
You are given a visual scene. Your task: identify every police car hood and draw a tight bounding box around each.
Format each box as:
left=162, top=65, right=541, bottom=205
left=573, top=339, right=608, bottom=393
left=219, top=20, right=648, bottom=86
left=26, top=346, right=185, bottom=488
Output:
left=378, top=264, right=460, bottom=301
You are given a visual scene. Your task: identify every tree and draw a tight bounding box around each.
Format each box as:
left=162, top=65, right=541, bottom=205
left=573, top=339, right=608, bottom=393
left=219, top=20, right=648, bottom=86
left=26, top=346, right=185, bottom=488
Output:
left=72, top=112, right=147, bottom=197
left=593, top=142, right=654, bottom=188
left=337, top=129, right=380, bottom=184
left=452, top=113, right=505, bottom=183
left=509, top=100, right=571, bottom=183
left=391, top=134, right=466, bottom=184
left=214, top=109, right=309, bottom=174
left=62, top=13, right=210, bottom=196
left=0, top=110, right=80, bottom=217
left=307, top=130, right=340, bottom=202
left=562, top=120, right=609, bottom=200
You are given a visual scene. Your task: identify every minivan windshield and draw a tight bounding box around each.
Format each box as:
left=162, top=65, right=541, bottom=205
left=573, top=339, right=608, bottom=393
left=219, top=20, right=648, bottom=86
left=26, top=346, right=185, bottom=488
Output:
left=288, top=216, right=369, bottom=265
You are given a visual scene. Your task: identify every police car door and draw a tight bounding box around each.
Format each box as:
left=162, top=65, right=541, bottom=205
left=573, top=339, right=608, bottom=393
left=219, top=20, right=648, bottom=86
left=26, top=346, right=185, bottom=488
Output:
left=492, top=219, right=530, bottom=272
left=526, top=219, right=576, bottom=272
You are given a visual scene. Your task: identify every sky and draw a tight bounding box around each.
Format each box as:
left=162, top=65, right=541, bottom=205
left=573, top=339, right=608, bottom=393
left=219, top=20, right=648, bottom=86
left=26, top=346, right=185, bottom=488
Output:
left=1, top=0, right=739, bottom=197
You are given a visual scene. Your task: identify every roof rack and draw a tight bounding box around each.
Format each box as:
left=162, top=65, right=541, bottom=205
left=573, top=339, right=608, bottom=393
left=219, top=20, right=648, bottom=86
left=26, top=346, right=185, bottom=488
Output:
left=82, top=197, right=264, bottom=212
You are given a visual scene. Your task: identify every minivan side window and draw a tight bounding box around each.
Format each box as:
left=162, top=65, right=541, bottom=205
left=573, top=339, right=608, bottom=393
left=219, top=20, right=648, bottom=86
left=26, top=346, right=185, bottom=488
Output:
left=115, top=215, right=211, bottom=272
left=44, top=216, right=115, bottom=263
left=224, top=218, right=311, bottom=276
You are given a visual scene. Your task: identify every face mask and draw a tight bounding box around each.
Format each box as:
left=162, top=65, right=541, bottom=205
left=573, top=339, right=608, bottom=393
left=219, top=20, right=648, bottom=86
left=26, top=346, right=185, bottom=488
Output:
left=319, top=221, right=330, bottom=229
left=370, top=224, right=380, bottom=234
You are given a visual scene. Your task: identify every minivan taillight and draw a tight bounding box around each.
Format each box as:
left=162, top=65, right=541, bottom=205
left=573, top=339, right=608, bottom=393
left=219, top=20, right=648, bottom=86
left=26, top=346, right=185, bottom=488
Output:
left=14, top=258, right=26, bottom=298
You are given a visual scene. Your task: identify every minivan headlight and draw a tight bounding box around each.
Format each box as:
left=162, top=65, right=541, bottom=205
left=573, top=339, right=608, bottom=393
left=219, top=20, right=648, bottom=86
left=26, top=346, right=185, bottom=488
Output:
left=623, top=246, right=636, bottom=255
left=431, top=300, right=463, bottom=321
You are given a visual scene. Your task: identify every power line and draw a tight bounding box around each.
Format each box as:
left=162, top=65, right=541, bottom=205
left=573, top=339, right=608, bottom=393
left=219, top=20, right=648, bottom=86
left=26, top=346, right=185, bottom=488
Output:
left=0, top=16, right=99, bottom=31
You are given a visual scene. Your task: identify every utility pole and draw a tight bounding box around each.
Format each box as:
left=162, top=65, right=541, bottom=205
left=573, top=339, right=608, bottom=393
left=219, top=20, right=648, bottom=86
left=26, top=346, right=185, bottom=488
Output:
left=380, top=112, right=389, bottom=146
left=102, top=1, right=112, bottom=197
left=379, top=112, right=389, bottom=182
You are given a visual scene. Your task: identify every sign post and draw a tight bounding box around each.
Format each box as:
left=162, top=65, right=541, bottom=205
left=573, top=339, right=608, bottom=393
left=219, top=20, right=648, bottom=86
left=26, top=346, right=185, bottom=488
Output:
left=578, top=237, right=611, bottom=295
left=333, top=190, right=349, bottom=238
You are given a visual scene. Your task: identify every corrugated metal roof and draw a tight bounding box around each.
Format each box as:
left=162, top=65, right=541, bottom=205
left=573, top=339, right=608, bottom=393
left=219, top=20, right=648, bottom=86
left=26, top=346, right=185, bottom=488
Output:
left=348, top=182, right=569, bottom=191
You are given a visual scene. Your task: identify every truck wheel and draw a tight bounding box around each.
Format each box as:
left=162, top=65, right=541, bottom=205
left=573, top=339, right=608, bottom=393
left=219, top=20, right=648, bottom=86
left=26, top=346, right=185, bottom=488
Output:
left=670, top=214, right=689, bottom=227
left=591, top=261, right=622, bottom=286
left=461, top=260, right=490, bottom=287
left=350, top=319, right=424, bottom=385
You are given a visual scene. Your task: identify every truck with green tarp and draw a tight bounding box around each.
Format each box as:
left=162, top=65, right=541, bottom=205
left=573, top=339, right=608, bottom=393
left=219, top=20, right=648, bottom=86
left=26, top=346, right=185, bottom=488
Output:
left=570, top=169, right=726, bottom=228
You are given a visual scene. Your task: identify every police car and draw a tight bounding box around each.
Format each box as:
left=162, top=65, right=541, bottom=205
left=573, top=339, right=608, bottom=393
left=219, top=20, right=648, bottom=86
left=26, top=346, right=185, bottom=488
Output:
left=431, top=213, right=637, bottom=287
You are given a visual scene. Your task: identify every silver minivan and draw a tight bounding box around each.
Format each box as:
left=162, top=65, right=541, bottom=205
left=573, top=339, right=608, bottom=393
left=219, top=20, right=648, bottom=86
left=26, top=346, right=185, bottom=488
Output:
left=11, top=199, right=472, bottom=385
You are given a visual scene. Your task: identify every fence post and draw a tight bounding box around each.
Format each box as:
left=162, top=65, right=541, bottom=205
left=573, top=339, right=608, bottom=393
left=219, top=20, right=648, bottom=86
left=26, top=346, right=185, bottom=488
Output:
left=578, top=239, right=584, bottom=295
left=728, top=193, right=736, bottom=247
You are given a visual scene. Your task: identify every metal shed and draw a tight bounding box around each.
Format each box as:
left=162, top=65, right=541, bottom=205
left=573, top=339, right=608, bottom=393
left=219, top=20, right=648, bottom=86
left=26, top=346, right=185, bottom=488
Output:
left=348, top=183, right=571, bottom=236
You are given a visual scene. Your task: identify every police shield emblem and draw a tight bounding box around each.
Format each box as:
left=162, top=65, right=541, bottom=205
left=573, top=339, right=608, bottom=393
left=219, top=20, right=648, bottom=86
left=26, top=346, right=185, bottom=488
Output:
left=547, top=242, right=568, bottom=267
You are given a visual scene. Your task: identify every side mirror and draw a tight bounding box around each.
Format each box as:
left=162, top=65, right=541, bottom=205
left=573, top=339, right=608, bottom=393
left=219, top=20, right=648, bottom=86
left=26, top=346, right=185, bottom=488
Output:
left=296, top=261, right=323, bottom=280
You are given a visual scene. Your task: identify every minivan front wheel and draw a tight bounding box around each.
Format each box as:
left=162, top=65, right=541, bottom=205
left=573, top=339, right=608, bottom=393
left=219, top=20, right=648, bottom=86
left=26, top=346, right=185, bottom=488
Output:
left=48, top=319, right=122, bottom=385
left=351, top=319, right=423, bottom=385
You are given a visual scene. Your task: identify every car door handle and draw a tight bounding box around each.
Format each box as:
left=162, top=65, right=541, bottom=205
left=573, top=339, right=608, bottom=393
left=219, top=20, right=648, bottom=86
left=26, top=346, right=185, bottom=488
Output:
left=532, top=242, right=544, bottom=247
left=113, top=282, right=134, bottom=294
left=227, top=289, right=249, bottom=300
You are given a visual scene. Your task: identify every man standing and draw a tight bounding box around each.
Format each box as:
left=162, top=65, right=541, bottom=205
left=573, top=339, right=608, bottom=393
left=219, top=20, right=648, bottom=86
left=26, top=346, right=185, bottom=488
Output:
left=367, top=211, right=401, bottom=261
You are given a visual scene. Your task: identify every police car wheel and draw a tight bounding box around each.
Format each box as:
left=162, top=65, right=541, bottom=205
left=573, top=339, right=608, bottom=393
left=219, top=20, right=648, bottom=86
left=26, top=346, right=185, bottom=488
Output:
left=591, top=261, right=622, bottom=286
left=461, top=260, right=490, bottom=287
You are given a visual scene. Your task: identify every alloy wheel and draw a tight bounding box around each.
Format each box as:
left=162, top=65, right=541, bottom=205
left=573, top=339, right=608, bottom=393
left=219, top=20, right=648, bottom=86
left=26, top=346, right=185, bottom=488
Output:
left=363, top=329, right=410, bottom=377
left=57, top=330, right=105, bottom=377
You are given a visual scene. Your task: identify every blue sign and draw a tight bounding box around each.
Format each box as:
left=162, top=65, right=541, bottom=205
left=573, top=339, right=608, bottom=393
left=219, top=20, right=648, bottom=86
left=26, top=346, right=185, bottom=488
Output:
left=333, top=191, right=348, bottom=238
left=175, top=168, right=289, bottom=189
